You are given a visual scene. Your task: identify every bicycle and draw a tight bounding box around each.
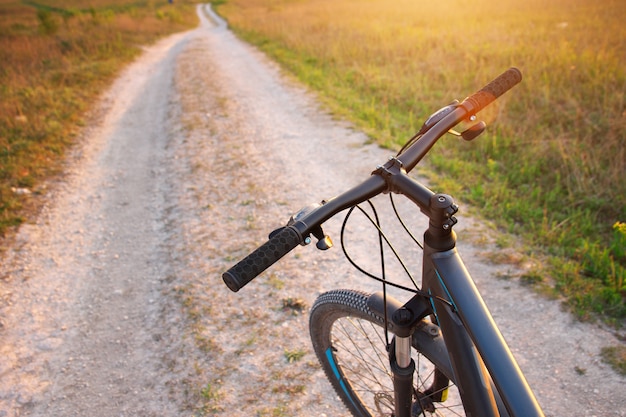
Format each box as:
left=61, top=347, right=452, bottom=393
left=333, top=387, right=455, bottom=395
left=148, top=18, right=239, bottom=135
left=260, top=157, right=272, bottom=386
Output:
left=222, top=68, right=545, bottom=417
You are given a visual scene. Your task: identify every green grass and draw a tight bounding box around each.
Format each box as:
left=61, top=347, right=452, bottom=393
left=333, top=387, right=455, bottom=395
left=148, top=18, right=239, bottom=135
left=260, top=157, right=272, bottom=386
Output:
left=0, top=0, right=198, bottom=238
left=283, top=348, right=306, bottom=363
left=601, top=345, right=626, bottom=376
left=212, top=0, right=626, bottom=325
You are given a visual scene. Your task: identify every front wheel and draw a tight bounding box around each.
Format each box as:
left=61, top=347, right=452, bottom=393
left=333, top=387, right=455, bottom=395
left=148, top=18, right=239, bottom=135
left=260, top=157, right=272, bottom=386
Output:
left=309, top=289, right=466, bottom=417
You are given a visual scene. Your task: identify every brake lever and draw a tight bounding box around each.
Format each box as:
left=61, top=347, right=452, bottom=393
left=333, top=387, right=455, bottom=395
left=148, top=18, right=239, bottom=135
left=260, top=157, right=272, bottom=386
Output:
left=311, top=225, right=333, bottom=250
left=449, top=120, right=487, bottom=141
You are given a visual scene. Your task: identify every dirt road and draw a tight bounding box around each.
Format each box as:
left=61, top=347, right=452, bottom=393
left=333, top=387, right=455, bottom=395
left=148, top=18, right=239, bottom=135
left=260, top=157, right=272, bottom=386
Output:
left=0, top=5, right=623, bottom=416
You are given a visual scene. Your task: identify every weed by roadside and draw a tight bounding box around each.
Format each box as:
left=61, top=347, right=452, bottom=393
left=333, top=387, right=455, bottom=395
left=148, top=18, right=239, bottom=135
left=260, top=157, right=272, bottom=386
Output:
left=601, top=345, right=626, bottom=376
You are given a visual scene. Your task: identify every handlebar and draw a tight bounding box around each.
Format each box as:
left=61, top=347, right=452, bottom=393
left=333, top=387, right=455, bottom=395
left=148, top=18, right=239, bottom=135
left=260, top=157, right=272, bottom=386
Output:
left=222, top=68, right=522, bottom=291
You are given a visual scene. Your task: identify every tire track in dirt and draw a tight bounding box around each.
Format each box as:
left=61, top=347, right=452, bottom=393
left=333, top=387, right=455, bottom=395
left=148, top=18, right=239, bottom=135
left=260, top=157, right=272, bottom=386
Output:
left=0, top=28, right=196, bottom=417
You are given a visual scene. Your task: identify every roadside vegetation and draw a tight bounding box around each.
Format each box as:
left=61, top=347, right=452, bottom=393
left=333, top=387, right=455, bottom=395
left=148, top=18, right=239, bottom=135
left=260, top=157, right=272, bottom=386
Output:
left=0, top=0, right=198, bottom=239
left=211, top=0, right=626, bottom=326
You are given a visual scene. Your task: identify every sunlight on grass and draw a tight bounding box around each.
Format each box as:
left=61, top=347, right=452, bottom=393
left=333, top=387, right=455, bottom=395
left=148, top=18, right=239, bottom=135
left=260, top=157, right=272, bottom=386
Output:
left=214, top=0, right=626, bottom=323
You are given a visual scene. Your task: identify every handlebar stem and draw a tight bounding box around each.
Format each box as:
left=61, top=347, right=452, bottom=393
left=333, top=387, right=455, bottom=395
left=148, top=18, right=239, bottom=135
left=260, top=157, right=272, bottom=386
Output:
left=372, top=162, right=459, bottom=252
left=425, top=194, right=458, bottom=252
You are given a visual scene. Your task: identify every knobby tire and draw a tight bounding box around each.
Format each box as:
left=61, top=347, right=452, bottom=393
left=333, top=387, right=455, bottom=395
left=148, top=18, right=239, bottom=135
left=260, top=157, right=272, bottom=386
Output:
left=309, top=289, right=468, bottom=417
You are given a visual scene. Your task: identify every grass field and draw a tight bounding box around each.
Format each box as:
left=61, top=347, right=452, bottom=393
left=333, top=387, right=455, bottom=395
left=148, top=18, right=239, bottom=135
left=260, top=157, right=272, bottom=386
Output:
left=212, top=0, right=626, bottom=324
left=0, top=0, right=197, bottom=237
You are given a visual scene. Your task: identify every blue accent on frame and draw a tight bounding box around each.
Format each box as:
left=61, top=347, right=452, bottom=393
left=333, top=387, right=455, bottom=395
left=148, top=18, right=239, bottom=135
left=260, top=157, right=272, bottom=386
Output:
left=428, top=288, right=438, bottom=319
left=435, top=269, right=458, bottom=311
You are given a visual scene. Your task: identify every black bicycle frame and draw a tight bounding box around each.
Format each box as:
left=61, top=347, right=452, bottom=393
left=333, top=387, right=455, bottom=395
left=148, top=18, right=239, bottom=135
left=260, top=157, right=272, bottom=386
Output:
left=380, top=162, right=544, bottom=417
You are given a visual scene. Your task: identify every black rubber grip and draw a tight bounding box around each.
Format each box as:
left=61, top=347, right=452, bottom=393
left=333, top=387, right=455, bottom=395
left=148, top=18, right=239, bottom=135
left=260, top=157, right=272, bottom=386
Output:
left=462, top=68, right=522, bottom=114
left=222, top=226, right=301, bottom=292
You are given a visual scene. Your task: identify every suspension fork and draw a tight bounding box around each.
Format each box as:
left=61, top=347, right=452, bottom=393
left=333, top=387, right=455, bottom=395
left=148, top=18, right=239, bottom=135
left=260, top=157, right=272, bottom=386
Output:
left=389, top=293, right=433, bottom=416
left=391, top=335, right=415, bottom=417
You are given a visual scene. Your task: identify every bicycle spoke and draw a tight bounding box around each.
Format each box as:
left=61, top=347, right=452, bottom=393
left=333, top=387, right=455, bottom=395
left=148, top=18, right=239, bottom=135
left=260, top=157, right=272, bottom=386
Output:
left=332, top=317, right=391, bottom=391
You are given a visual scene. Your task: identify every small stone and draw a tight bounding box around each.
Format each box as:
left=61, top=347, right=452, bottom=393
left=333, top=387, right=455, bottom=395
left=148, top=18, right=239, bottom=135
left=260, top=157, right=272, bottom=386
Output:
left=11, top=187, right=32, bottom=196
